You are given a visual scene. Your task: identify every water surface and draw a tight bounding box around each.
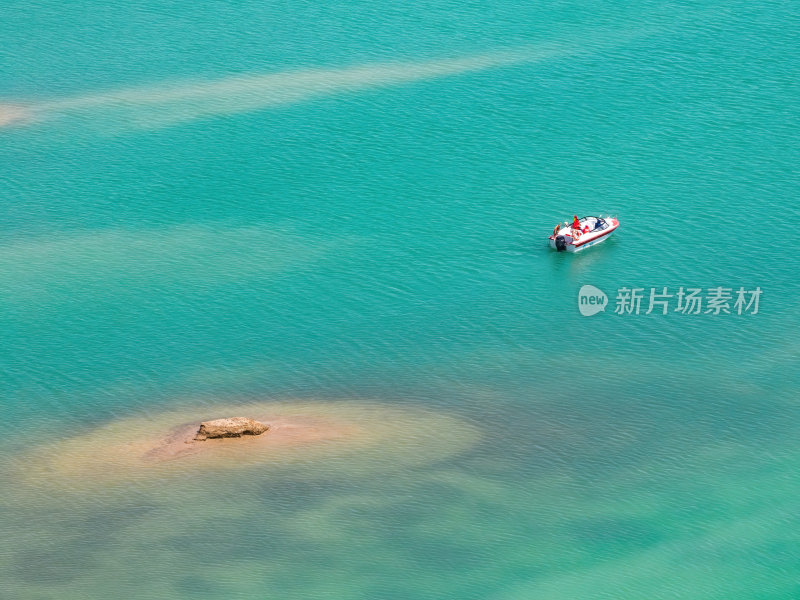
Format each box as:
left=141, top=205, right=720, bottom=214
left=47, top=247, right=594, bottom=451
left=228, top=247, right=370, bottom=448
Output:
left=1, top=1, right=799, bottom=598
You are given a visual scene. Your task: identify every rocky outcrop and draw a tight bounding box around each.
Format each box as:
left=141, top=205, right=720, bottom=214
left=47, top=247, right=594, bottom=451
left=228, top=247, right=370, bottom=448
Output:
left=194, top=417, right=269, bottom=441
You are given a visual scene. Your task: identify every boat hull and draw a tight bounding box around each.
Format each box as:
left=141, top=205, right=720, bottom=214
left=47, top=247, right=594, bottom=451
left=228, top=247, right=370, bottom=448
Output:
left=548, top=217, right=619, bottom=252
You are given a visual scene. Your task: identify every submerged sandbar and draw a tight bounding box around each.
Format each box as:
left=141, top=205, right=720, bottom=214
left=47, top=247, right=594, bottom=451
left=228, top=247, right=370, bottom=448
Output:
left=16, top=400, right=480, bottom=488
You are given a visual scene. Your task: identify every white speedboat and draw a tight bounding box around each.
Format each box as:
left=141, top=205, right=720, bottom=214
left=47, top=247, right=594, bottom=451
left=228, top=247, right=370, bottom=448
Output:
left=549, top=215, right=619, bottom=252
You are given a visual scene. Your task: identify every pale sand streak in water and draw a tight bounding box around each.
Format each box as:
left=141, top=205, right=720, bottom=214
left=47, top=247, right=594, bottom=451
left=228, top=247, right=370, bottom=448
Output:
left=0, top=104, right=29, bottom=127
left=0, top=34, right=642, bottom=132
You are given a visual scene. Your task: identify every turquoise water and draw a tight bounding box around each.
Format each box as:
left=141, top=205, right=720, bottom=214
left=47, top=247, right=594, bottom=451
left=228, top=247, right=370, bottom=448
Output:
left=2, top=1, right=799, bottom=598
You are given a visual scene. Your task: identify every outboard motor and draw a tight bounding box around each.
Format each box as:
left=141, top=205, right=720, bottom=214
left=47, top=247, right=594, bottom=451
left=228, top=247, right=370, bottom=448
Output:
left=555, top=235, right=567, bottom=252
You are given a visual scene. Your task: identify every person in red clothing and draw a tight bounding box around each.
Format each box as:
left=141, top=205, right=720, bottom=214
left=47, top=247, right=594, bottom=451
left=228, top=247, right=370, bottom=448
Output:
left=570, top=215, right=584, bottom=240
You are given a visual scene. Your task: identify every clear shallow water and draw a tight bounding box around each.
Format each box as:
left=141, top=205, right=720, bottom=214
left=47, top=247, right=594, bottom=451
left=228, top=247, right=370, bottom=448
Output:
left=1, top=1, right=799, bottom=598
